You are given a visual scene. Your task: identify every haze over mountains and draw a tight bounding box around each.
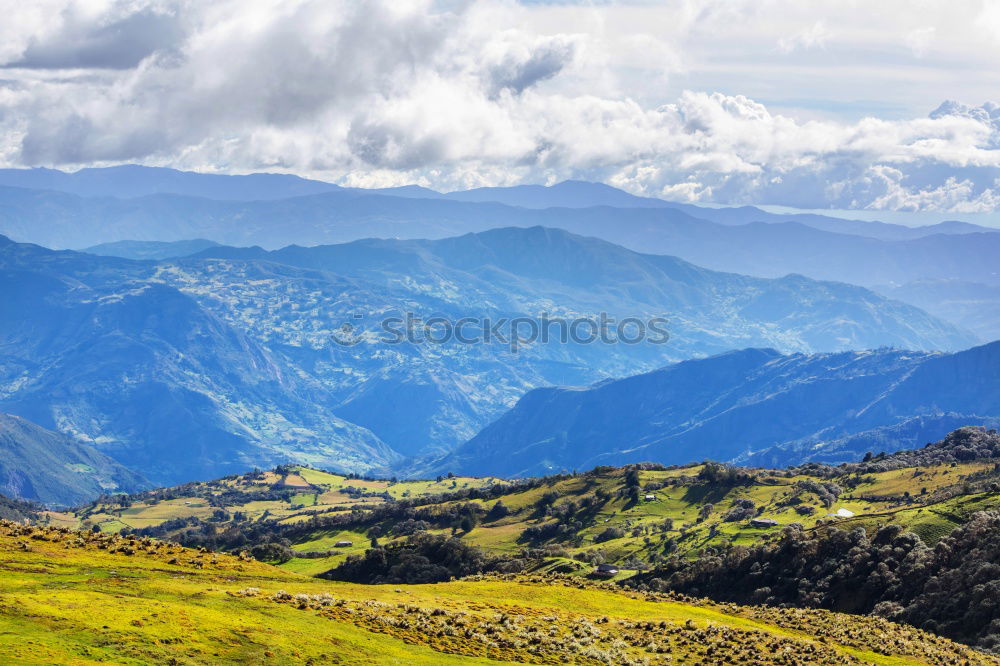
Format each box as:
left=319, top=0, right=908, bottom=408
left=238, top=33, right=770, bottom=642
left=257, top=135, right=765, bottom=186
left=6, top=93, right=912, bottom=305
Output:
left=0, top=413, right=146, bottom=506
left=0, top=165, right=995, bottom=238
left=5, top=186, right=995, bottom=292
left=1, top=165, right=997, bottom=498
left=83, top=239, right=220, bottom=261
left=2, top=167, right=1000, bottom=345
left=0, top=223, right=980, bottom=489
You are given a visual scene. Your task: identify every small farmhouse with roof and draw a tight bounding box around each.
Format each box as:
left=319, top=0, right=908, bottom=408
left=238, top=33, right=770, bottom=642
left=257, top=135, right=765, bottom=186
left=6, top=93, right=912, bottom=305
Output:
left=749, top=518, right=778, bottom=528
left=593, top=563, right=619, bottom=578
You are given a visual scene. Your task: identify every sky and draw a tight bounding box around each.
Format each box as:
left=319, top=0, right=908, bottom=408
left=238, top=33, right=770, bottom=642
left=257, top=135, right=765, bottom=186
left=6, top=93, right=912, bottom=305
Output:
left=1, top=0, right=999, bottom=212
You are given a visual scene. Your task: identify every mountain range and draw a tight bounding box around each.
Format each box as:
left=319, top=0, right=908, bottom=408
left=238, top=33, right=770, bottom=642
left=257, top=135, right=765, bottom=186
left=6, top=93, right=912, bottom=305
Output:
left=433, top=341, right=1000, bottom=478
left=2, top=165, right=997, bottom=499
left=0, top=413, right=146, bottom=506
left=0, top=184, right=998, bottom=364
left=0, top=236, right=396, bottom=486
left=83, top=238, right=220, bottom=260
left=0, top=164, right=993, bottom=238
left=1, top=183, right=996, bottom=273
left=4, top=167, right=1000, bottom=345
left=0, top=226, right=980, bottom=491
left=875, top=279, right=1000, bottom=343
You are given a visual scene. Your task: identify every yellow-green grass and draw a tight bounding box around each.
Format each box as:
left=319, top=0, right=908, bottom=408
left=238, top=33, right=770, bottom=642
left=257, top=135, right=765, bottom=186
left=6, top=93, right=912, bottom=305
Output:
left=40, top=511, right=80, bottom=529
left=298, top=467, right=499, bottom=499
left=76, top=498, right=216, bottom=532
left=2, top=523, right=994, bottom=666
left=278, top=472, right=312, bottom=489
left=315, top=488, right=354, bottom=504
left=827, top=491, right=1000, bottom=544
left=303, top=578, right=995, bottom=665
left=56, top=466, right=520, bottom=558
left=290, top=529, right=370, bottom=554
left=56, top=457, right=1000, bottom=578
left=96, top=519, right=129, bottom=533
left=0, top=526, right=494, bottom=665
left=289, top=491, right=318, bottom=507
left=455, top=471, right=835, bottom=559
left=462, top=522, right=529, bottom=552
left=238, top=499, right=294, bottom=513
left=384, top=477, right=501, bottom=499
left=295, top=467, right=347, bottom=486
left=281, top=459, right=995, bottom=569
left=276, top=553, right=345, bottom=576
left=277, top=530, right=376, bottom=576
left=839, top=462, right=992, bottom=498
left=119, top=497, right=213, bottom=526
left=63, top=468, right=393, bottom=534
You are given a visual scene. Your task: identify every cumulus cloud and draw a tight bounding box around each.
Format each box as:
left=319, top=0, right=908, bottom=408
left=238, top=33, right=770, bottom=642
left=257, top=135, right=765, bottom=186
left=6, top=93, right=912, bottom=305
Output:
left=0, top=0, right=998, bottom=212
left=827, top=165, right=1000, bottom=213
left=479, top=32, right=579, bottom=97
left=4, top=6, right=183, bottom=70
left=930, top=100, right=1000, bottom=145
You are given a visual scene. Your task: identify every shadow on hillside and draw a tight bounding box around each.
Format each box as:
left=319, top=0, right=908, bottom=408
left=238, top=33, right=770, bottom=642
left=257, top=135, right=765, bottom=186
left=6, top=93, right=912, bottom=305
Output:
left=681, top=484, right=730, bottom=506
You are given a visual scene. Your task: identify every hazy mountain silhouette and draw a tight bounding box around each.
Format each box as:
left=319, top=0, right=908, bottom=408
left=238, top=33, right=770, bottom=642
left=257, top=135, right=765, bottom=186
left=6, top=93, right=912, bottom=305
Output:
left=83, top=238, right=220, bottom=260
left=434, top=342, right=1000, bottom=477
left=1, top=180, right=998, bottom=296
left=0, top=235, right=396, bottom=485
left=0, top=228, right=976, bottom=479
left=0, top=413, right=148, bottom=506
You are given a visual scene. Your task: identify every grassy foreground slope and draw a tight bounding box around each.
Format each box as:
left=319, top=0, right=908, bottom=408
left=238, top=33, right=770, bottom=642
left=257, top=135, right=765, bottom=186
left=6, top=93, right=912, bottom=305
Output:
left=1, top=521, right=996, bottom=666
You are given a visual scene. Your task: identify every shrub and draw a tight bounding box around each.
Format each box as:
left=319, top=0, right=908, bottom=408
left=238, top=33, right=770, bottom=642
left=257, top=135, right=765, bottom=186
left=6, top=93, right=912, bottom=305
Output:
left=250, top=542, right=294, bottom=563
left=321, top=533, right=523, bottom=584
left=630, top=510, right=1000, bottom=653
left=594, top=527, right=625, bottom=543
left=722, top=499, right=756, bottom=522
left=486, top=500, right=511, bottom=522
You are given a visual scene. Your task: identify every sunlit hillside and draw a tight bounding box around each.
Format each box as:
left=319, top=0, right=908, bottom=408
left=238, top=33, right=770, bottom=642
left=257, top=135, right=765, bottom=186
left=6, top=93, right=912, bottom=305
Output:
left=2, top=520, right=995, bottom=665
left=48, top=429, right=1000, bottom=582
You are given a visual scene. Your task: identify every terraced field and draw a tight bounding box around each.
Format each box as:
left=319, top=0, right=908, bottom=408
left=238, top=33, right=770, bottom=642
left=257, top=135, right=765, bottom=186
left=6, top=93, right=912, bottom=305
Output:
left=423, top=462, right=992, bottom=554
left=54, top=466, right=509, bottom=573
left=1, top=521, right=994, bottom=665
left=45, top=454, right=1000, bottom=579
left=70, top=467, right=501, bottom=528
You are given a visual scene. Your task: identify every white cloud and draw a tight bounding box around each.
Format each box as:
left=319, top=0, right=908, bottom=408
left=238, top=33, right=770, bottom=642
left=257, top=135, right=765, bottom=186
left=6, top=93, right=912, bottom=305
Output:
left=978, top=0, right=1000, bottom=41
left=829, top=165, right=1000, bottom=213
left=777, top=21, right=831, bottom=54
left=0, top=0, right=998, bottom=212
left=905, top=26, right=936, bottom=57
